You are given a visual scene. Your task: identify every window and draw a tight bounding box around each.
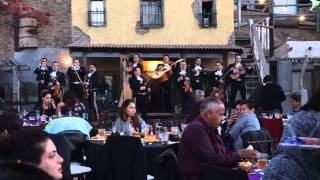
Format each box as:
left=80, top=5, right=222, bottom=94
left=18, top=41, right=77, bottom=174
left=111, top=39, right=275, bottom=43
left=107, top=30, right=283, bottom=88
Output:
left=200, top=1, right=217, bottom=28
left=88, top=0, right=106, bottom=27
left=140, top=0, right=163, bottom=28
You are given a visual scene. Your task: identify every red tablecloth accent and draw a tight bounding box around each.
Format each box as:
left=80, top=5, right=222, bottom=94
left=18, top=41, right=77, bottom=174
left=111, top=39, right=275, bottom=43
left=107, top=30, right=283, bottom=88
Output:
left=261, top=118, right=284, bottom=140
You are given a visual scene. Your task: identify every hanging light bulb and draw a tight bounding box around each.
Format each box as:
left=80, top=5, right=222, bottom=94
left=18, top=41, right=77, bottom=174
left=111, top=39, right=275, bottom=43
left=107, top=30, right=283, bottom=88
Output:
left=299, top=14, right=306, bottom=21
left=258, top=0, right=266, bottom=4
left=283, top=5, right=288, bottom=12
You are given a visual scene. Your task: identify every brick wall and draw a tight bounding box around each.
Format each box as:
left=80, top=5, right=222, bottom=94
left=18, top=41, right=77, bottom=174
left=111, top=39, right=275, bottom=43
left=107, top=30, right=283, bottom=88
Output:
left=24, top=0, right=72, bottom=48
left=0, top=15, right=14, bottom=58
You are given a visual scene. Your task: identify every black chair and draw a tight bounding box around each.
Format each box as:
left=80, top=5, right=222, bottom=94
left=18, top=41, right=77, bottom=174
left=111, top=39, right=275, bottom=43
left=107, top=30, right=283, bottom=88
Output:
left=155, top=148, right=183, bottom=180
left=58, top=130, right=91, bottom=180
left=241, top=129, right=276, bottom=155
left=199, top=163, right=248, bottom=180
left=105, top=136, right=148, bottom=180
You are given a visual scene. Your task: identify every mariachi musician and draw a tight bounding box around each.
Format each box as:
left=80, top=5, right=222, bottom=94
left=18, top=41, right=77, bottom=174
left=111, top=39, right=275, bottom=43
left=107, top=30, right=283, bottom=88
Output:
left=67, top=59, right=86, bottom=101
left=174, top=60, right=193, bottom=108
left=129, top=66, right=150, bottom=121
left=34, top=57, right=52, bottom=102
left=48, top=61, right=66, bottom=104
left=227, top=54, right=254, bottom=107
left=152, top=55, right=183, bottom=112
left=207, top=61, right=226, bottom=95
left=86, top=63, right=106, bottom=121
left=190, top=57, right=206, bottom=90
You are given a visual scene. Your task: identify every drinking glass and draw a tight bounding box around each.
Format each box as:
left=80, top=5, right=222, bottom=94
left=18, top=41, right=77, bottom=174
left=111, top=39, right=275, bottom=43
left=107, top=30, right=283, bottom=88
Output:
left=256, top=153, right=268, bottom=169
left=98, top=129, right=106, bottom=138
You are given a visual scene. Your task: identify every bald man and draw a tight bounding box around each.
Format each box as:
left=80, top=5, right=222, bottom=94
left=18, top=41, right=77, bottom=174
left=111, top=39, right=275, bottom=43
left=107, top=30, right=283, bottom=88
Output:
left=179, top=98, right=257, bottom=180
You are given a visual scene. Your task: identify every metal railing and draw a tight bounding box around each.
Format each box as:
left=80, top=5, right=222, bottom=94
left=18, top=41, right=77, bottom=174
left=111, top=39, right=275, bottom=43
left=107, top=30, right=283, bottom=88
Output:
left=88, top=10, right=106, bottom=27
left=250, top=18, right=271, bottom=84
left=199, top=12, right=217, bottom=27
left=140, top=1, right=163, bottom=28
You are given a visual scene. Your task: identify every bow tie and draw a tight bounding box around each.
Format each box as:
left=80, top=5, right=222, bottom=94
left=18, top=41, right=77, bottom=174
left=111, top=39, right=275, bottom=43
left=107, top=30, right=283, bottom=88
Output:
left=179, top=70, right=186, bottom=76
left=136, top=76, right=143, bottom=82
left=88, top=71, right=95, bottom=78
left=194, top=65, right=202, bottom=71
left=215, top=70, right=222, bottom=76
left=50, top=71, right=57, bottom=78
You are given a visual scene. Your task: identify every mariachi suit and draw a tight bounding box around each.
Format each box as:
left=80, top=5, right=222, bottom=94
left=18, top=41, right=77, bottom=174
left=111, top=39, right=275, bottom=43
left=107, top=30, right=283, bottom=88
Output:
left=173, top=68, right=192, bottom=108
left=48, top=70, right=66, bottom=104
left=129, top=75, right=148, bottom=121
left=67, top=66, right=86, bottom=101
left=207, top=69, right=226, bottom=94
left=190, top=64, right=206, bottom=90
left=157, top=63, right=173, bottom=113
left=34, top=65, right=52, bottom=102
left=227, top=63, right=253, bottom=107
left=88, top=71, right=104, bottom=120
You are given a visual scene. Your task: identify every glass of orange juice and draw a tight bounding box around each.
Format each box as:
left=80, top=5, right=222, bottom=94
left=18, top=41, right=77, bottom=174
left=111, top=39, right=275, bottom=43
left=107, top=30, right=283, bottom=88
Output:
left=256, top=153, right=268, bottom=169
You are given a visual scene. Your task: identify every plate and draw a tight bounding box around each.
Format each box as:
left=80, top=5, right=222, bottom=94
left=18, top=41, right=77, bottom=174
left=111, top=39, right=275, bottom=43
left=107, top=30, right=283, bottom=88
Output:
left=280, top=143, right=320, bottom=149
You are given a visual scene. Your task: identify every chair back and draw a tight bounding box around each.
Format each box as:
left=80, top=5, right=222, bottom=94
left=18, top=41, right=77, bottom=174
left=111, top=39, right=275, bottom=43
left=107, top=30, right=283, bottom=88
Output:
left=106, top=136, right=147, bottom=180
left=59, top=130, right=87, bottom=163
left=241, top=129, right=275, bottom=155
left=199, top=163, right=248, bottom=180
left=260, top=118, right=284, bottom=140
left=155, top=148, right=183, bottom=180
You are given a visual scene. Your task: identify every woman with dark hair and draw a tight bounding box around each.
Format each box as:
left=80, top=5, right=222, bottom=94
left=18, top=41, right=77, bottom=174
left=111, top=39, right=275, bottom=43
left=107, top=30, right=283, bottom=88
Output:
left=9, top=128, right=64, bottom=180
left=263, top=87, right=320, bottom=180
left=114, top=99, right=148, bottom=136
left=57, top=91, right=85, bottom=117
left=0, top=113, right=22, bottom=159
left=33, top=90, right=56, bottom=117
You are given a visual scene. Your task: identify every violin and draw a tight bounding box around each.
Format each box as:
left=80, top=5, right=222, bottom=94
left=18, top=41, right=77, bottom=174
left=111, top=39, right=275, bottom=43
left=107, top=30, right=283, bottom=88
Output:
left=229, top=65, right=246, bottom=80
left=52, top=81, right=61, bottom=98
left=183, top=78, right=193, bottom=93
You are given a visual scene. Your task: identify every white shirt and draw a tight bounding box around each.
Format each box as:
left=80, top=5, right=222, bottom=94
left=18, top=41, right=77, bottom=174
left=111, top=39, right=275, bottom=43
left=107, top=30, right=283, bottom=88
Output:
left=194, top=65, right=202, bottom=76
left=133, top=63, right=138, bottom=68
left=163, top=63, right=170, bottom=69
left=235, top=63, right=242, bottom=68
left=88, top=71, right=95, bottom=78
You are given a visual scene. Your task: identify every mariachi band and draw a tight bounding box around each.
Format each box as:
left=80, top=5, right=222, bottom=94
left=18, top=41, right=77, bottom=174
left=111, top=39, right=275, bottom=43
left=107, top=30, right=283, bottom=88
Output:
left=34, top=54, right=254, bottom=118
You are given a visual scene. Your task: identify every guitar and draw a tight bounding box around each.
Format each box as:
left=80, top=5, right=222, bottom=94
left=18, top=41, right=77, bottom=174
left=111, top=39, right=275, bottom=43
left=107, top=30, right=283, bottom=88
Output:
left=229, top=62, right=255, bottom=80
left=151, top=59, right=184, bottom=82
left=151, top=64, right=173, bottom=83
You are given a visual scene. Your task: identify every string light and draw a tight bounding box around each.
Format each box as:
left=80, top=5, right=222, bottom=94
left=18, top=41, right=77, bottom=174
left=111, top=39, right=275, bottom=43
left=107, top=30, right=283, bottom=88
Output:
left=258, top=0, right=266, bottom=4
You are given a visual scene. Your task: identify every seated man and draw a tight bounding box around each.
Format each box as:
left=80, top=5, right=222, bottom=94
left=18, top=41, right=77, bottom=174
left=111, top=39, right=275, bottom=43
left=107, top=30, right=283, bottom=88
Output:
left=179, top=98, right=257, bottom=180
left=230, top=101, right=261, bottom=150
left=287, top=93, right=301, bottom=117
